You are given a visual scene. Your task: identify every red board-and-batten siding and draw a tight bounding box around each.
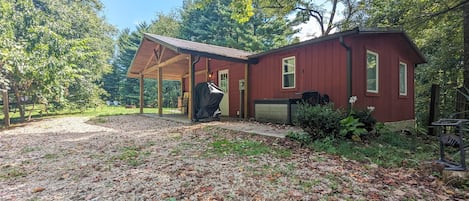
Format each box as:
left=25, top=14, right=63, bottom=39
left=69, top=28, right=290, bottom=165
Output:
left=249, top=38, right=347, bottom=110
left=249, top=33, right=421, bottom=122
left=349, top=33, right=420, bottom=122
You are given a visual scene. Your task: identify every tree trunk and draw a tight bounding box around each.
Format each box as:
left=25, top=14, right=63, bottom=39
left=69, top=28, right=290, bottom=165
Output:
left=464, top=3, right=469, bottom=89
left=2, top=91, right=10, bottom=128
left=462, top=3, right=469, bottom=117
left=27, top=102, right=35, bottom=121
left=12, top=84, right=25, bottom=122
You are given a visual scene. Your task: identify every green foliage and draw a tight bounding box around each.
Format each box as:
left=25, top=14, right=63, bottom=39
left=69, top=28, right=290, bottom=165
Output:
left=339, top=116, right=367, bottom=140
left=117, top=146, right=148, bottom=167
left=105, top=13, right=182, bottom=107
left=207, top=0, right=362, bottom=36
left=210, top=139, right=271, bottom=156
left=362, top=0, right=464, bottom=129
left=294, top=103, right=343, bottom=140
left=0, top=0, right=116, bottom=121
left=180, top=0, right=298, bottom=52
left=286, top=131, right=312, bottom=145
left=308, top=132, right=436, bottom=168
left=208, top=138, right=291, bottom=157
left=352, top=109, right=377, bottom=132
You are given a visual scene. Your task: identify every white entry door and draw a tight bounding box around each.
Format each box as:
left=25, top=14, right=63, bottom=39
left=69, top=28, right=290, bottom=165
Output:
left=218, top=70, right=229, bottom=116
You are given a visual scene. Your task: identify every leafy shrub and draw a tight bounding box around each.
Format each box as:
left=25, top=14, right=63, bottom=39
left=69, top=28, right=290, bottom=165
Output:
left=294, top=103, right=343, bottom=140
left=339, top=115, right=367, bottom=141
left=351, top=109, right=377, bottom=132
left=286, top=131, right=312, bottom=145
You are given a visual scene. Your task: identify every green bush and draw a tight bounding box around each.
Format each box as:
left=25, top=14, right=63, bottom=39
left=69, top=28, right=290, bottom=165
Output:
left=286, top=131, right=312, bottom=146
left=351, top=109, right=377, bottom=132
left=339, top=115, right=367, bottom=140
left=294, top=103, right=344, bottom=140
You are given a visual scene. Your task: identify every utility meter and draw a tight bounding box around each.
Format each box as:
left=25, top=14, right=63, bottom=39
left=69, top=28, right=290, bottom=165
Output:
left=239, top=79, right=245, bottom=91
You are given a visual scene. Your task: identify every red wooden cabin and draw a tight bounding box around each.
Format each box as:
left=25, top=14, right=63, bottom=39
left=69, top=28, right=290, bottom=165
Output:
left=127, top=28, right=426, bottom=123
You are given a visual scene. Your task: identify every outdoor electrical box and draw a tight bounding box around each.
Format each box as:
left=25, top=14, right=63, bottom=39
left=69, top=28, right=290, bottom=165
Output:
left=239, top=79, right=245, bottom=91
left=239, top=79, right=245, bottom=118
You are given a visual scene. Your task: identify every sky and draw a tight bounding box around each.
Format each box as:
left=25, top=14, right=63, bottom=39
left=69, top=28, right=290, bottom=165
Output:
left=101, top=0, right=184, bottom=31
left=100, top=0, right=319, bottom=41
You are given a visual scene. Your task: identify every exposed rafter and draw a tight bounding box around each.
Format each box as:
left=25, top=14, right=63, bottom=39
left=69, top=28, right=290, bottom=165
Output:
left=142, top=54, right=188, bottom=74
left=158, top=47, right=166, bottom=64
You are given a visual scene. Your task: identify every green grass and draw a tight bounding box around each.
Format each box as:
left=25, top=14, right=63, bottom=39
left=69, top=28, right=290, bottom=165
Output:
left=0, top=105, right=182, bottom=127
left=114, top=144, right=154, bottom=167
left=288, top=131, right=437, bottom=168
left=0, top=166, right=26, bottom=179
left=208, top=138, right=291, bottom=158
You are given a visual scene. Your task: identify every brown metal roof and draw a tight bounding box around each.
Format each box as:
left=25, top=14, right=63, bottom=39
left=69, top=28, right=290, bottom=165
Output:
left=248, top=27, right=426, bottom=64
left=144, top=33, right=254, bottom=63
left=127, top=33, right=256, bottom=80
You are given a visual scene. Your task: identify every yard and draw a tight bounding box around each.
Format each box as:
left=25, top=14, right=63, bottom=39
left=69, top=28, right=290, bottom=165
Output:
left=0, top=115, right=467, bottom=200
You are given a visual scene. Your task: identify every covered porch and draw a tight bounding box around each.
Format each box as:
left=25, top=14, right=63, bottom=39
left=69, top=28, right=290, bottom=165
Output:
left=127, top=33, right=255, bottom=121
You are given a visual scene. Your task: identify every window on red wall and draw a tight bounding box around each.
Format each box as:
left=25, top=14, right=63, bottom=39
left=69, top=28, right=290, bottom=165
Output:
left=399, top=62, right=407, bottom=96
left=366, top=50, right=379, bottom=93
left=282, top=56, right=295, bottom=89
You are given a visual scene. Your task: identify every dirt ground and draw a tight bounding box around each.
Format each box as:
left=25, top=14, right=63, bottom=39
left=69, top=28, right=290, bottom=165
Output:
left=0, top=115, right=467, bottom=200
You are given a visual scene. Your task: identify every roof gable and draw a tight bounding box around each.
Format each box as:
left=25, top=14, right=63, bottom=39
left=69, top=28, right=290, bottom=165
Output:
left=143, top=33, right=254, bottom=63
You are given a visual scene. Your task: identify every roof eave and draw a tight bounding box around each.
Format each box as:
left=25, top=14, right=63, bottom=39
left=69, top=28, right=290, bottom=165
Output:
left=127, top=37, right=146, bottom=77
left=248, top=28, right=360, bottom=59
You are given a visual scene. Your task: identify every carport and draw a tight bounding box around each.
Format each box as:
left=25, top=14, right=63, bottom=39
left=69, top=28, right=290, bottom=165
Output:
left=127, top=33, right=254, bottom=121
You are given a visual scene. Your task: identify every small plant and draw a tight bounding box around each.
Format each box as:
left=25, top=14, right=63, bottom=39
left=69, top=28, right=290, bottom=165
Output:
left=340, top=96, right=377, bottom=141
left=339, top=115, right=367, bottom=141
left=286, top=131, right=312, bottom=145
left=351, top=108, right=377, bottom=132
left=117, top=146, right=146, bottom=167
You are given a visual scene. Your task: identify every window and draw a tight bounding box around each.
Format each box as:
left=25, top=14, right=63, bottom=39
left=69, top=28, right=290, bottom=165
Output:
left=282, top=57, right=295, bottom=89
left=366, top=50, right=379, bottom=93
left=399, top=62, right=407, bottom=96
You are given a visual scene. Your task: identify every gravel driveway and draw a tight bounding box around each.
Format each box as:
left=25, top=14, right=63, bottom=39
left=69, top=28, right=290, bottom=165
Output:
left=0, top=115, right=466, bottom=200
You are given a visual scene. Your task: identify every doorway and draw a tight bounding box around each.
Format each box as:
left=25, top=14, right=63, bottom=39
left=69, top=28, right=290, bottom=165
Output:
left=218, top=70, right=229, bottom=116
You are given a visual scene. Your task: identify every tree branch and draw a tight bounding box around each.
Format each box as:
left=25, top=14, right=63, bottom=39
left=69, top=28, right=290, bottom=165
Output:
left=426, top=0, right=469, bottom=18
left=326, top=0, right=338, bottom=35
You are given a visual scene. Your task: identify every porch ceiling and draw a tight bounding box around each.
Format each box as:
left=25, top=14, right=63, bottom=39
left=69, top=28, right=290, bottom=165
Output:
left=127, top=38, right=190, bottom=80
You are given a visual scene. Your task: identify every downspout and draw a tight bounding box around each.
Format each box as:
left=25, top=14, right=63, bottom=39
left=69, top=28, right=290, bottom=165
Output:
left=339, top=36, right=352, bottom=111
left=191, top=55, right=201, bottom=121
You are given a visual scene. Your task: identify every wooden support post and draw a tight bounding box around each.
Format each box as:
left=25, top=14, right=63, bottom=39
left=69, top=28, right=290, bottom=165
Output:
left=139, top=74, right=144, bottom=114
left=205, top=58, right=209, bottom=82
left=428, top=84, right=440, bottom=136
left=188, top=56, right=193, bottom=120
left=158, top=69, right=163, bottom=117
left=3, top=91, right=10, bottom=128
left=244, top=63, right=249, bottom=119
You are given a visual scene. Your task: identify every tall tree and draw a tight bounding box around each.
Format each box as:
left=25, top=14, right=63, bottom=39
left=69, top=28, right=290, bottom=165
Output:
left=181, top=0, right=298, bottom=52
left=105, top=12, right=182, bottom=107
left=199, top=0, right=362, bottom=36
left=0, top=0, right=115, bottom=121
left=362, top=0, right=467, bottom=125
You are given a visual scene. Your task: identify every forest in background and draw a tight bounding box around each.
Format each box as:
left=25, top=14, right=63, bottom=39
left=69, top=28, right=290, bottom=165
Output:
left=0, top=0, right=467, bottom=129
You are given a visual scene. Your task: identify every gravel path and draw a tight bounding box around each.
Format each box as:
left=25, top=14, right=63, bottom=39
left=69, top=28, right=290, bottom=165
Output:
left=0, top=115, right=466, bottom=200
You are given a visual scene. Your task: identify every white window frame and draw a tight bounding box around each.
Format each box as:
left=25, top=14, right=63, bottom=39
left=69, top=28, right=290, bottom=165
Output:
left=366, top=50, right=379, bottom=93
left=282, top=56, right=296, bottom=89
left=399, top=62, right=408, bottom=96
